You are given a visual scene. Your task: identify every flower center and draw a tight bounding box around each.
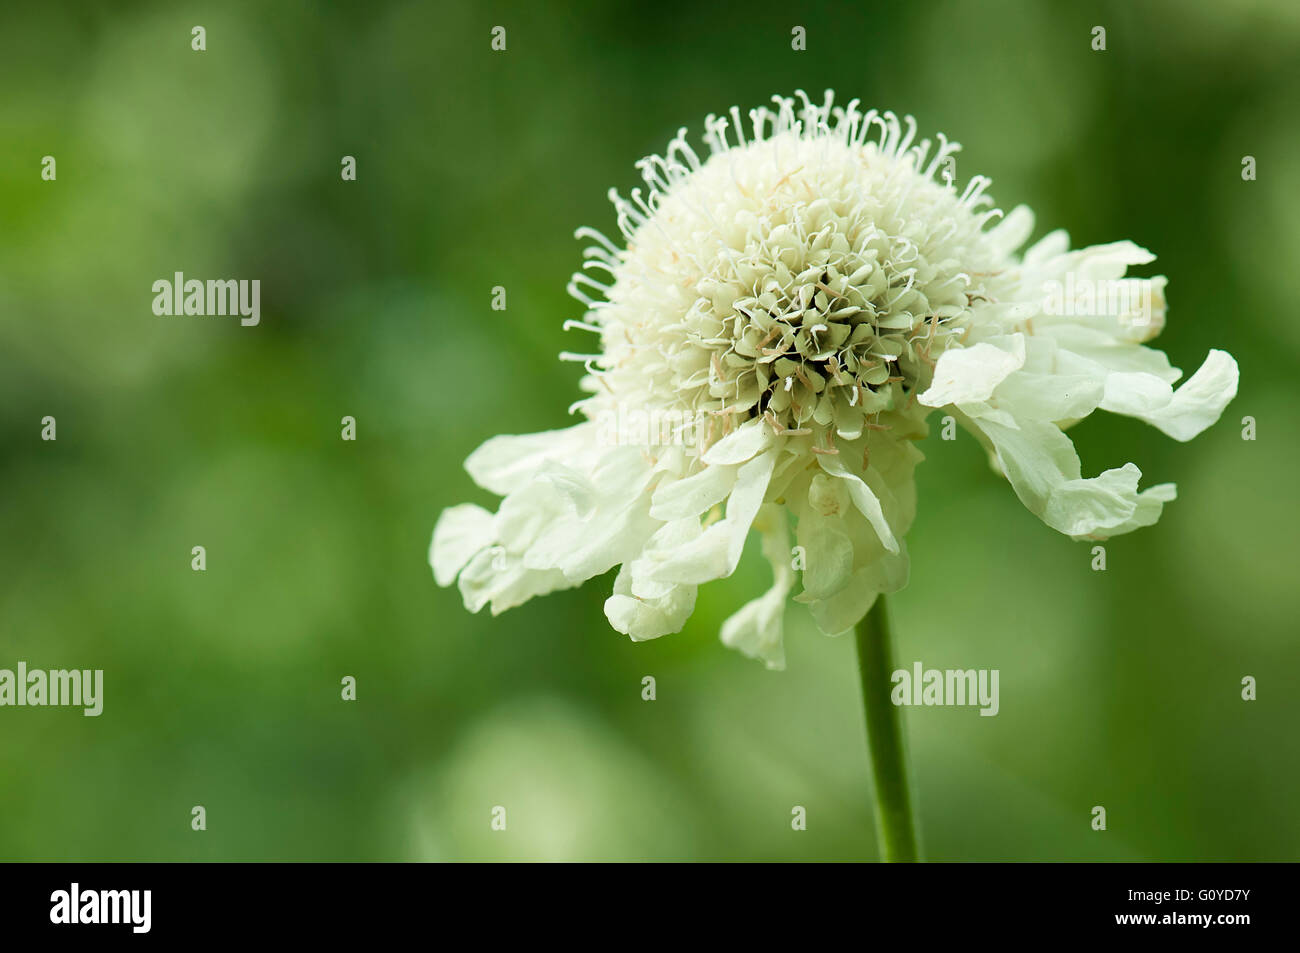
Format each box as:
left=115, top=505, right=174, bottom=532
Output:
left=691, top=195, right=966, bottom=436
left=570, top=103, right=1008, bottom=448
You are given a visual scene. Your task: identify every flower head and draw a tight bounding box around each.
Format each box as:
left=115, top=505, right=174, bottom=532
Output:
left=432, top=91, right=1238, bottom=669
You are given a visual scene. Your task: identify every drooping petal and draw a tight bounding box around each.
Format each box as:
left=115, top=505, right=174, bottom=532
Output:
left=604, top=563, right=698, bottom=641
left=1100, top=349, right=1239, bottom=441
left=720, top=504, right=795, bottom=669
left=604, top=519, right=702, bottom=640
left=971, top=415, right=1170, bottom=540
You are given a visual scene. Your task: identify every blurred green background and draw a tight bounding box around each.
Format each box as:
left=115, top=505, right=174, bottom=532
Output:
left=1, top=0, right=1297, bottom=861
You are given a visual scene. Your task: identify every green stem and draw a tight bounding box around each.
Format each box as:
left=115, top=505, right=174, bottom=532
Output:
left=854, top=594, right=921, bottom=862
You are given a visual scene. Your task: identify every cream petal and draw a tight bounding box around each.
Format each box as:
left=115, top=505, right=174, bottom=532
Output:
left=524, top=494, right=659, bottom=583
left=719, top=592, right=787, bottom=669
left=797, top=538, right=909, bottom=633
left=797, top=522, right=855, bottom=600
left=1073, top=240, right=1155, bottom=279
left=1030, top=239, right=1154, bottom=283
left=627, top=518, right=703, bottom=600
left=533, top=461, right=598, bottom=518
left=640, top=450, right=777, bottom=585
left=1100, top=371, right=1174, bottom=416
left=1046, top=326, right=1182, bottom=383
left=992, top=371, right=1104, bottom=423
left=522, top=458, right=659, bottom=581
left=457, top=548, right=575, bottom=616
left=816, top=455, right=900, bottom=554
left=918, top=335, right=1025, bottom=407
left=1023, top=228, right=1070, bottom=266
left=701, top=416, right=772, bottom=465
left=1100, top=349, right=1239, bottom=442
left=1046, top=464, right=1142, bottom=538
left=430, top=503, right=495, bottom=587
left=649, top=461, right=737, bottom=521
left=465, top=424, right=593, bottom=495
left=973, top=415, right=1169, bottom=539
left=604, top=563, right=698, bottom=641
left=705, top=447, right=778, bottom=563
left=494, top=482, right=567, bottom=552
left=804, top=571, right=881, bottom=636
left=719, top=504, right=795, bottom=670
left=986, top=205, right=1035, bottom=258
left=1087, top=483, right=1177, bottom=538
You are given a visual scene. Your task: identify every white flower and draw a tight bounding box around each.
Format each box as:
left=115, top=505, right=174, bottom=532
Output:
left=431, top=91, right=1238, bottom=669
